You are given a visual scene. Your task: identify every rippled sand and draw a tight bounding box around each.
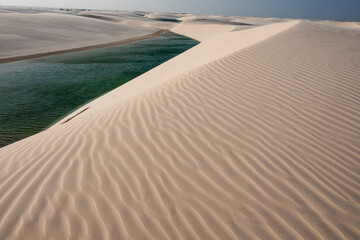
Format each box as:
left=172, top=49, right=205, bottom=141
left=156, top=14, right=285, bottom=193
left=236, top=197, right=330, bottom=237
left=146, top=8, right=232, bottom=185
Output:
left=0, top=10, right=360, bottom=240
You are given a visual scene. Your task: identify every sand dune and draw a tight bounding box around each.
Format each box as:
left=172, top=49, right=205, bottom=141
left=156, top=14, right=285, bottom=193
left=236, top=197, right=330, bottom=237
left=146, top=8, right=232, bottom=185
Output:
left=52, top=21, right=296, bottom=117
left=171, top=23, right=236, bottom=42
left=320, top=20, right=360, bottom=29
left=0, top=18, right=359, bottom=239
left=0, top=7, right=282, bottom=61
left=145, top=12, right=184, bottom=22
left=0, top=11, right=156, bottom=59
left=78, top=11, right=177, bottom=29
left=0, top=29, right=166, bottom=64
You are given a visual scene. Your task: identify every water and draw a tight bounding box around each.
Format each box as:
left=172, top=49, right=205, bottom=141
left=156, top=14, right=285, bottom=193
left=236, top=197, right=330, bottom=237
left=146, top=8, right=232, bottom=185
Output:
left=0, top=32, right=198, bottom=148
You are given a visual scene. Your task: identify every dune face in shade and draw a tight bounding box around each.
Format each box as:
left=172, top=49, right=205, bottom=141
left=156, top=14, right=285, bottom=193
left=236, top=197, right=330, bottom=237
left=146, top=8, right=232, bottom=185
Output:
left=0, top=32, right=198, bottom=147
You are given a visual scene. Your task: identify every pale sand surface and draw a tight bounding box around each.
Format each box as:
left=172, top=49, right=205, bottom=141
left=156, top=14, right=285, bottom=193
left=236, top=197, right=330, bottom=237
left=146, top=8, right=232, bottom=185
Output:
left=77, top=11, right=181, bottom=29
left=0, top=15, right=360, bottom=239
left=172, top=23, right=236, bottom=42
left=0, top=11, right=156, bottom=59
left=60, top=21, right=297, bottom=115
left=319, top=20, right=360, bottom=29
left=0, top=7, right=281, bottom=62
left=0, top=29, right=166, bottom=64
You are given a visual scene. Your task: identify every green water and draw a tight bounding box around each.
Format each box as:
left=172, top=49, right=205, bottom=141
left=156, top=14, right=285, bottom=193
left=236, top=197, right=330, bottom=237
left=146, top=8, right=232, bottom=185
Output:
left=0, top=32, right=198, bottom=148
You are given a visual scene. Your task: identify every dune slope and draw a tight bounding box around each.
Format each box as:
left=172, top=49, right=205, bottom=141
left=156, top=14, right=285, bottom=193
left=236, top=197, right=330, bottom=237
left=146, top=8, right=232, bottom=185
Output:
left=0, top=21, right=359, bottom=240
left=0, top=12, right=156, bottom=59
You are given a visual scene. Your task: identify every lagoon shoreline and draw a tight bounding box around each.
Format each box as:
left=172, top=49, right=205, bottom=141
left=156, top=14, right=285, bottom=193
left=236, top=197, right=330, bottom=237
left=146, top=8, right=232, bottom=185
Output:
left=0, top=30, right=167, bottom=64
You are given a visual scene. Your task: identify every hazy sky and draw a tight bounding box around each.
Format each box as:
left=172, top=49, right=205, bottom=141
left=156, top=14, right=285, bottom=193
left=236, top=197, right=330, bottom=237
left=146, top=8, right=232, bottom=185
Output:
left=1, top=0, right=359, bottom=21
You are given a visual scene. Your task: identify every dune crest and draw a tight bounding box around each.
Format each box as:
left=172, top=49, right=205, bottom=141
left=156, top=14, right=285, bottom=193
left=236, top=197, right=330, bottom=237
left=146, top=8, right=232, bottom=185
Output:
left=55, top=20, right=298, bottom=123
left=172, top=23, right=236, bottom=42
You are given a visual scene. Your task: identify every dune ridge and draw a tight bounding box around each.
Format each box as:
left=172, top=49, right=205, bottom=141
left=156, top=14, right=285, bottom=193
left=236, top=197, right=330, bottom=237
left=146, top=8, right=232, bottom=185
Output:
left=55, top=20, right=298, bottom=124
left=0, top=20, right=360, bottom=240
left=171, top=23, right=236, bottom=42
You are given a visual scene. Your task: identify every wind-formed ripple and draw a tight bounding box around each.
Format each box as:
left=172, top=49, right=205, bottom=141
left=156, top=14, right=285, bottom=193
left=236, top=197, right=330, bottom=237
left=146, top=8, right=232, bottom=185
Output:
left=0, top=32, right=198, bottom=147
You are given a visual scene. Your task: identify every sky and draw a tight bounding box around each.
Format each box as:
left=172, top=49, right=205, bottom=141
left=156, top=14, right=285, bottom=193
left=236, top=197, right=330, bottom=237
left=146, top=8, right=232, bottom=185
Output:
left=1, top=0, right=359, bottom=21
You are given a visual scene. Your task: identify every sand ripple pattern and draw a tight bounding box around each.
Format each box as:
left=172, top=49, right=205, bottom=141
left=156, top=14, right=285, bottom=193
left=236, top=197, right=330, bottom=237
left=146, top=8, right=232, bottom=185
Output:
left=0, top=22, right=360, bottom=239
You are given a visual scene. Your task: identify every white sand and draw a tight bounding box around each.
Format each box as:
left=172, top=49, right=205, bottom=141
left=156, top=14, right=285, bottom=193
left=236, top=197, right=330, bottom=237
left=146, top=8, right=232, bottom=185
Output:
left=65, top=21, right=297, bottom=113
left=0, top=9, right=360, bottom=240
left=172, top=23, right=236, bottom=42
left=78, top=11, right=178, bottom=30
left=320, top=20, right=360, bottom=29
left=0, top=11, right=156, bottom=59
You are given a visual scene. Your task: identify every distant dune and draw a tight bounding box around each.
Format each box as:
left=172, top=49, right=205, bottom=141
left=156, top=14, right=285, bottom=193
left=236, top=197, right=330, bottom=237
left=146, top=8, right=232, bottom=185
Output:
left=320, top=20, right=360, bottom=29
left=0, top=7, right=359, bottom=240
left=0, top=10, right=155, bottom=60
